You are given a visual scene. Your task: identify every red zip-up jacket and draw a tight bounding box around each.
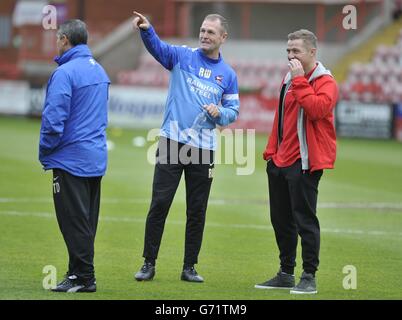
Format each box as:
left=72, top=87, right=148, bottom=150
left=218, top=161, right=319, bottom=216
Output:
left=263, top=62, right=338, bottom=172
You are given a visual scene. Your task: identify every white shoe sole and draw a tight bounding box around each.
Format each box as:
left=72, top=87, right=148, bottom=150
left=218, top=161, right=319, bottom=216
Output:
left=290, top=290, right=318, bottom=294
left=254, top=285, right=294, bottom=289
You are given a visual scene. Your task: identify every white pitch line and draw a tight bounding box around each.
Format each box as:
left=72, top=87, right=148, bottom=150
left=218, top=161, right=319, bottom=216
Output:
left=1, top=210, right=402, bottom=238
left=1, top=198, right=402, bottom=210
left=318, top=202, right=402, bottom=210
left=0, top=198, right=53, bottom=203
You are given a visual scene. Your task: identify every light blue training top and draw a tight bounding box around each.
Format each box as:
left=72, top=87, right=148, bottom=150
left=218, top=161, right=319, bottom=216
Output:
left=140, top=26, right=240, bottom=150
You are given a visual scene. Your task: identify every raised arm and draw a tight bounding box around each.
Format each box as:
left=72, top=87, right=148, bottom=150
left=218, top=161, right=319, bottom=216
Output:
left=132, top=11, right=181, bottom=70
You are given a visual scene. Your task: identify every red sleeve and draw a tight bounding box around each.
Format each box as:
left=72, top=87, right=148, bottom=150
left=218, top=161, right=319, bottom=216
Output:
left=291, top=75, right=338, bottom=121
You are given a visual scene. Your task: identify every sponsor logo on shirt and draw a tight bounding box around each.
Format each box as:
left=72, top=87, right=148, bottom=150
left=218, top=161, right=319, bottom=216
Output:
left=199, top=68, right=212, bottom=79
left=187, top=77, right=220, bottom=99
left=215, top=75, right=223, bottom=84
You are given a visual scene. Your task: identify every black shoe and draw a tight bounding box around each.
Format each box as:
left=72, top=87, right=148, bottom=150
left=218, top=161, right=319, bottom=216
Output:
left=181, top=266, right=204, bottom=283
left=51, top=275, right=96, bottom=293
left=255, top=268, right=295, bottom=289
left=290, top=272, right=317, bottom=294
left=135, top=262, right=155, bottom=281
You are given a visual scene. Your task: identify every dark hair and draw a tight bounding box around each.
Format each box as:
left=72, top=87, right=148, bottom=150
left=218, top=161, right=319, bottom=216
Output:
left=57, top=19, right=88, bottom=46
left=204, top=14, right=228, bottom=34
left=288, top=29, right=317, bottom=49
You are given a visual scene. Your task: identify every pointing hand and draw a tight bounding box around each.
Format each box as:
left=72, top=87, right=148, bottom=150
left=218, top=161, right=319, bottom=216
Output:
left=133, top=11, right=150, bottom=31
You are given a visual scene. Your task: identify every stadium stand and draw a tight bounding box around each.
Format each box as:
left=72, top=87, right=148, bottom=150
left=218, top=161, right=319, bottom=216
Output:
left=340, top=26, right=402, bottom=104
left=1, top=0, right=400, bottom=114
left=0, top=61, right=21, bottom=79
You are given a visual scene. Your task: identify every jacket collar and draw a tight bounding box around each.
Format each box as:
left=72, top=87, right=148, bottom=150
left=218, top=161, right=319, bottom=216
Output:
left=54, top=44, right=92, bottom=66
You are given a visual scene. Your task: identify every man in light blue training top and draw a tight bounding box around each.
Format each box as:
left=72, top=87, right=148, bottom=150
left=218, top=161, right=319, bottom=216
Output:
left=39, top=19, right=110, bottom=293
left=132, top=11, right=240, bottom=282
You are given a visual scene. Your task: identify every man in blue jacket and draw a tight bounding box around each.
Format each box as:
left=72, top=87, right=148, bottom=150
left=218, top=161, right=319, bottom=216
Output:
left=39, top=19, right=110, bottom=293
left=132, top=12, right=240, bottom=282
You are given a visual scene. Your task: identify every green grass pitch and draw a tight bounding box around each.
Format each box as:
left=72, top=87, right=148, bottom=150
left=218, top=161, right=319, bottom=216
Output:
left=0, top=116, right=401, bottom=300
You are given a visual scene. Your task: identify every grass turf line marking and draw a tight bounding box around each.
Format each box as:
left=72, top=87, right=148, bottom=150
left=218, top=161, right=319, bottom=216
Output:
left=1, top=209, right=402, bottom=238
left=1, top=197, right=402, bottom=211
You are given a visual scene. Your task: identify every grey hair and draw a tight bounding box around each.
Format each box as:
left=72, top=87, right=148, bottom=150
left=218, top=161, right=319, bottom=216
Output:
left=57, top=19, right=88, bottom=46
left=288, top=29, right=317, bottom=49
left=204, top=14, right=228, bottom=34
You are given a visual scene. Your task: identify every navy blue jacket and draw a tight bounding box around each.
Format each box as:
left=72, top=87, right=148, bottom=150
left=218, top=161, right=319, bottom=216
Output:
left=39, top=44, right=110, bottom=177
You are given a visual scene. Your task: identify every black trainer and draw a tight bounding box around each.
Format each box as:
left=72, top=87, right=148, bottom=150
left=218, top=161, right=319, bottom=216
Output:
left=135, top=262, right=155, bottom=281
left=255, top=268, right=295, bottom=289
left=290, top=272, right=317, bottom=294
left=51, top=274, right=96, bottom=293
left=181, top=266, right=204, bottom=283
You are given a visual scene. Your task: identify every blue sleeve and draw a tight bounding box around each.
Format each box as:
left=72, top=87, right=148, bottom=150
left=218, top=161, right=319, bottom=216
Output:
left=39, top=69, right=72, bottom=159
left=140, top=26, right=182, bottom=70
left=216, top=74, right=240, bottom=127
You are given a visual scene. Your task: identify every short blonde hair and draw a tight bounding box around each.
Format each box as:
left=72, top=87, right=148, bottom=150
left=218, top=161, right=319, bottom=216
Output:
left=288, top=29, right=317, bottom=49
left=204, top=14, right=228, bottom=34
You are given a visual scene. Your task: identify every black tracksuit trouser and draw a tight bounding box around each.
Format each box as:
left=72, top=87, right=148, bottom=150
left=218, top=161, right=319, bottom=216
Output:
left=267, top=159, right=323, bottom=275
left=52, top=169, right=101, bottom=282
left=143, top=137, right=214, bottom=265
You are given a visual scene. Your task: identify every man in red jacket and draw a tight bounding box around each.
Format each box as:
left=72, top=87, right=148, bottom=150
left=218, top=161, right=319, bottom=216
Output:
left=255, top=29, right=338, bottom=294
